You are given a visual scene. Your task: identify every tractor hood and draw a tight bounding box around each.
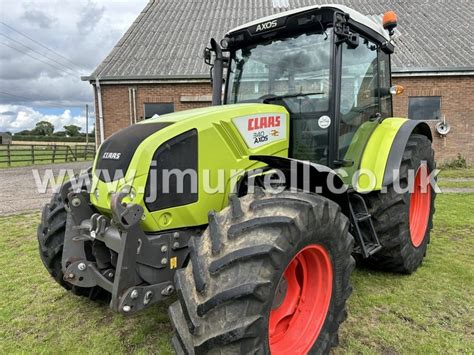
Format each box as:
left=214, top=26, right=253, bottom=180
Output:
left=90, top=103, right=289, bottom=232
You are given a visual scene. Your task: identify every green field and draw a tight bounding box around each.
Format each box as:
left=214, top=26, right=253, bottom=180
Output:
left=0, top=192, right=473, bottom=354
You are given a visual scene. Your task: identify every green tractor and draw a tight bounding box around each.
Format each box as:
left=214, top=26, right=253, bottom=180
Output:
left=37, top=5, right=436, bottom=354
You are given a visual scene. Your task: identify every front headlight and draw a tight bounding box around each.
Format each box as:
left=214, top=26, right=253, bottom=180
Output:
left=93, top=188, right=100, bottom=201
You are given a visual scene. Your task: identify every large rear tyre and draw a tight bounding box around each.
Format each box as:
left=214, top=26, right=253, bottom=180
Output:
left=37, top=192, right=108, bottom=300
left=169, top=190, right=355, bottom=354
left=365, top=134, right=436, bottom=273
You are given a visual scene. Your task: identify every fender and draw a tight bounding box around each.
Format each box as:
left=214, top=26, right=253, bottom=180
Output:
left=357, top=118, right=432, bottom=192
left=249, top=155, right=350, bottom=215
left=382, top=119, right=432, bottom=186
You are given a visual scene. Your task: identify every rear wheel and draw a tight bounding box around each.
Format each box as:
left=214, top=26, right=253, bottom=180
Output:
left=169, top=190, right=354, bottom=354
left=365, top=134, right=436, bottom=273
left=37, top=192, right=108, bottom=300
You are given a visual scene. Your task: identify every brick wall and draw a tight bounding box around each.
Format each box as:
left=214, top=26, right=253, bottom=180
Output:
left=392, top=75, right=474, bottom=164
left=95, top=82, right=212, bottom=139
left=95, top=75, right=474, bottom=165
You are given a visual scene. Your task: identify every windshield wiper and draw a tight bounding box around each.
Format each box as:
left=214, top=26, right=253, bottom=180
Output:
left=263, top=92, right=325, bottom=103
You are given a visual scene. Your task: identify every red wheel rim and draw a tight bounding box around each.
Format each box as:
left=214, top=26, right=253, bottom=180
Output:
left=409, top=164, right=431, bottom=247
left=269, top=245, right=333, bottom=354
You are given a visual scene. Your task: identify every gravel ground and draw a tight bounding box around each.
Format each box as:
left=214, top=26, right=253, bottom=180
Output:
left=0, top=161, right=92, bottom=216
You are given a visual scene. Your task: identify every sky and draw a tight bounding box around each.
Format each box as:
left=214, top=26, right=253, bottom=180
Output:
left=0, top=0, right=149, bottom=133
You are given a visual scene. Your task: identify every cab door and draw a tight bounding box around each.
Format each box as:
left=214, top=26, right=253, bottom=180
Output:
left=337, top=37, right=392, bottom=185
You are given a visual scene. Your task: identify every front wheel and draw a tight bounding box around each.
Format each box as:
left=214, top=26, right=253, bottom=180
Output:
left=37, top=192, right=108, bottom=300
left=169, top=190, right=355, bottom=354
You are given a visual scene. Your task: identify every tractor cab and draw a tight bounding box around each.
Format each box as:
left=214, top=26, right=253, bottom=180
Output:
left=207, top=5, right=397, bottom=173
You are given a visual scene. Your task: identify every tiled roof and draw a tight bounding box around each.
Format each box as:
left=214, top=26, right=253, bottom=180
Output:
left=87, top=0, right=474, bottom=80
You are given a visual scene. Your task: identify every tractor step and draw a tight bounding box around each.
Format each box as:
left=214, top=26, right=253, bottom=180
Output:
left=353, top=243, right=382, bottom=256
left=353, top=212, right=371, bottom=222
left=348, top=193, right=382, bottom=258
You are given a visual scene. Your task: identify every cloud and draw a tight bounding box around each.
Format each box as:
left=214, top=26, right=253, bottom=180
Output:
left=0, top=0, right=148, bottom=129
left=21, top=8, right=57, bottom=29
left=1, top=111, right=16, bottom=116
left=77, top=0, right=106, bottom=34
left=0, top=104, right=93, bottom=133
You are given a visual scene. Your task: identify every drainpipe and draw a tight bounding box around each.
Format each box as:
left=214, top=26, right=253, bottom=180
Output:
left=91, top=85, right=99, bottom=146
left=95, top=78, right=105, bottom=143
left=128, top=88, right=133, bottom=125
left=132, top=88, right=138, bottom=123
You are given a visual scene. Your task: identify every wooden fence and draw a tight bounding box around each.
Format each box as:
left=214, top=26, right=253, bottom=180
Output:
left=0, top=144, right=96, bottom=167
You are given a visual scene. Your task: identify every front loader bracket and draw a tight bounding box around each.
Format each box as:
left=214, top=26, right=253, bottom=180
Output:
left=61, top=190, right=195, bottom=315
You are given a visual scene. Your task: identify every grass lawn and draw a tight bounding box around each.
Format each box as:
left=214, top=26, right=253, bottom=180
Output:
left=438, top=180, right=474, bottom=189
left=0, top=193, right=473, bottom=354
left=437, top=168, right=474, bottom=190
left=438, top=168, right=474, bottom=179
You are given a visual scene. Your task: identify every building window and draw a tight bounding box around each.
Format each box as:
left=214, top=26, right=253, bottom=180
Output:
left=408, top=96, right=441, bottom=120
left=144, top=103, right=174, bottom=119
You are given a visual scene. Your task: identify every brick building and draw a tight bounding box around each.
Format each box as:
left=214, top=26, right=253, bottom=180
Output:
left=83, top=0, right=474, bottom=164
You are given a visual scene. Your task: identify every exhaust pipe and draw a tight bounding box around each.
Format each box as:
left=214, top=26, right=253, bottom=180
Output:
left=210, top=38, right=223, bottom=106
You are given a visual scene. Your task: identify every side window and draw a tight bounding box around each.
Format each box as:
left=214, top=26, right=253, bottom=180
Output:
left=379, top=51, right=392, bottom=118
left=339, top=38, right=379, bottom=158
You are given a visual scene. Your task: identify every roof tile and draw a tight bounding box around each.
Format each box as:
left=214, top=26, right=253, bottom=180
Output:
left=90, top=0, right=474, bottom=79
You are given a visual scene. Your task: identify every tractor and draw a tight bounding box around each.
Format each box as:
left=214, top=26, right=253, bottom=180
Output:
left=37, top=5, right=436, bottom=354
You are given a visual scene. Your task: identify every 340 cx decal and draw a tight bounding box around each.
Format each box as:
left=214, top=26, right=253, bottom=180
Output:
left=233, top=113, right=287, bottom=148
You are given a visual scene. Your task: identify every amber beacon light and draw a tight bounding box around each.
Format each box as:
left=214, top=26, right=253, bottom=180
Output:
left=383, top=11, right=398, bottom=36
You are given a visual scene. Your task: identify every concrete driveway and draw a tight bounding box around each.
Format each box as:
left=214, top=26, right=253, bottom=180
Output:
left=0, top=161, right=92, bottom=216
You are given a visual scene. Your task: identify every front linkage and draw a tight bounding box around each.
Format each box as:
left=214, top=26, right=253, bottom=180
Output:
left=60, top=184, right=194, bottom=314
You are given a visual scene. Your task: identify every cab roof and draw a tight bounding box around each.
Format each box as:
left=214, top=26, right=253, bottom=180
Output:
left=226, top=4, right=390, bottom=41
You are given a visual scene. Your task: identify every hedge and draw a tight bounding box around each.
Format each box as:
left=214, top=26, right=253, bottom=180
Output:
left=12, top=135, right=95, bottom=143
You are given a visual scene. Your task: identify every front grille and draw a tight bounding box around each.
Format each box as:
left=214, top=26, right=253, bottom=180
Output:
left=145, top=129, right=198, bottom=211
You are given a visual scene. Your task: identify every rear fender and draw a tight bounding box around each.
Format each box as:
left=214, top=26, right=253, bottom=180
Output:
left=382, top=120, right=432, bottom=186
left=357, top=118, right=432, bottom=192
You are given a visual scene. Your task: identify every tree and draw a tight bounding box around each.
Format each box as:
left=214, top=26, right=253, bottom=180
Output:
left=64, top=125, right=82, bottom=137
left=15, top=130, right=32, bottom=136
left=32, top=121, right=54, bottom=136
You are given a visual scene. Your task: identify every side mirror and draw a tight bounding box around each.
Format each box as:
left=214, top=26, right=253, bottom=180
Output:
left=203, top=47, right=212, bottom=65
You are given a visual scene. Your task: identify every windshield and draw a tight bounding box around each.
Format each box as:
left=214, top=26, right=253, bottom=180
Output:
left=227, top=29, right=332, bottom=113
left=227, top=30, right=333, bottom=164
